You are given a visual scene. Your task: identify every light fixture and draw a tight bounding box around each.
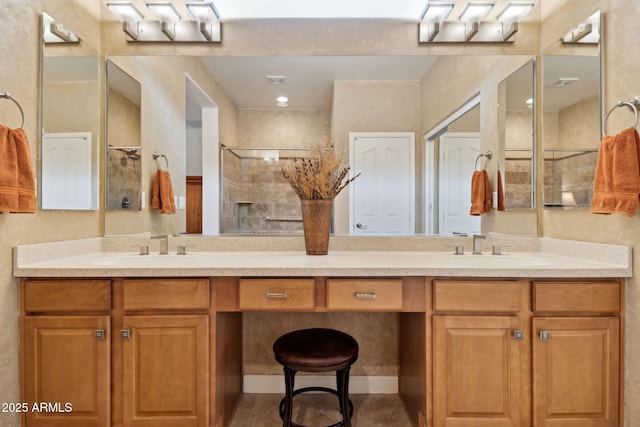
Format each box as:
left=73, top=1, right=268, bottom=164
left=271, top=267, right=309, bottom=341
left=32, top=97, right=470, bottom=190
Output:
left=277, top=96, right=289, bottom=103
left=459, top=2, right=493, bottom=22
left=497, top=2, right=535, bottom=22
left=459, top=2, right=493, bottom=41
left=562, top=11, right=600, bottom=44
left=43, top=13, right=80, bottom=43
left=419, top=0, right=537, bottom=43
left=185, top=1, right=221, bottom=42
left=106, top=2, right=144, bottom=40
left=105, top=0, right=221, bottom=42
left=419, top=2, right=454, bottom=42
left=146, top=3, right=181, bottom=40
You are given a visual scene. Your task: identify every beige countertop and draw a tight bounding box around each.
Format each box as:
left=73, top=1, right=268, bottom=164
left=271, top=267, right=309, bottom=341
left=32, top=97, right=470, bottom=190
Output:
left=13, top=236, right=632, bottom=278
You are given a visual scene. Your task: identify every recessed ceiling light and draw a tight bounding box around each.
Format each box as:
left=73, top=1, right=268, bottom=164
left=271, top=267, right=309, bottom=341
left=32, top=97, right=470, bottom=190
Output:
left=277, top=96, right=288, bottom=103
left=277, top=102, right=288, bottom=108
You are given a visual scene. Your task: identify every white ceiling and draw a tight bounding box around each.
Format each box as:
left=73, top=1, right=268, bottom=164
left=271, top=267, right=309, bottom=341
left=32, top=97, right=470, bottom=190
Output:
left=200, top=55, right=439, bottom=109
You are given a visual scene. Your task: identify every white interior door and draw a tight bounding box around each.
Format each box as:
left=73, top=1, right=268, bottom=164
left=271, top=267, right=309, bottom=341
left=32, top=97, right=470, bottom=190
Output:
left=350, top=133, right=414, bottom=235
left=41, top=132, right=93, bottom=210
left=439, top=132, right=481, bottom=235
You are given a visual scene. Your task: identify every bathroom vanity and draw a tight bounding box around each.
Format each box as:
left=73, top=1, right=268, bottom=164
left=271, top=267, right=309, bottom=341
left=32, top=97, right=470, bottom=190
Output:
left=14, top=236, right=630, bottom=427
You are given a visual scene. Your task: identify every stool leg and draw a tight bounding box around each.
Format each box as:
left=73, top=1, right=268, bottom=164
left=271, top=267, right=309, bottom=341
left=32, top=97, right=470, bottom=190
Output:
left=337, top=367, right=352, bottom=427
left=283, top=367, right=297, bottom=427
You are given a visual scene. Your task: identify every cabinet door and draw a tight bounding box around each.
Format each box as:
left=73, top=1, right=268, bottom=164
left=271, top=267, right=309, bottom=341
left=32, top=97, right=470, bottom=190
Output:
left=533, top=317, right=619, bottom=427
left=23, top=316, right=110, bottom=427
left=121, top=315, right=208, bottom=427
left=434, top=315, right=522, bottom=427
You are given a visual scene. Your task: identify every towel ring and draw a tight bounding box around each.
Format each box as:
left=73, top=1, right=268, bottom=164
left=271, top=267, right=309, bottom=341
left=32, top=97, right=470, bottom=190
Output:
left=474, top=151, right=493, bottom=170
left=0, top=92, right=25, bottom=128
left=602, top=100, right=639, bottom=136
left=153, top=152, right=169, bottom=169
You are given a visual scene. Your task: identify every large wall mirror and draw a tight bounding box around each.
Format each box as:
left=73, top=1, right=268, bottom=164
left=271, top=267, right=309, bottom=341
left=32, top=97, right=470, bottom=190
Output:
left=542, top=11, right=602, bottom=208
left=102, top=54, right=538, bottom=237
left=40, top=13, right=99, bottom=210
left=105, top=59, right=142, bottom=212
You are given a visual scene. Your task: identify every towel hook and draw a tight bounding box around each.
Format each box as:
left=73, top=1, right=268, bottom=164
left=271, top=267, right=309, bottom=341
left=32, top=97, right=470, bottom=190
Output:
left=153, top=151, right=169, bottom=169
left=602, top=96, right=640, bottom=136
left=474, top=151, right=493, bottom=170
left=0, top=92, right=25, bottom=128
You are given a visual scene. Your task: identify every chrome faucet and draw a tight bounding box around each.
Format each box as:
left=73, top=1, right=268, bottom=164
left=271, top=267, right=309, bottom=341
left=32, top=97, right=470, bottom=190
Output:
left=151, top=234, right=169, bottom=255
left=472, top=234, right=486, bottom=255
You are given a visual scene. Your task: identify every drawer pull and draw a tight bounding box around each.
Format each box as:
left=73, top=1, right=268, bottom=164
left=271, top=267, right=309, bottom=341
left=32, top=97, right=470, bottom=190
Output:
left=513, top=330, right=524, bottom=341
left=95, top=330, right=105, bottom=340
left=539, top=331, right=550, bottom=341
left=121, top=329, right=131, bottom=340
left=265, top=291, right=288, bottom=299
left=354, top=292, right=377, bottom=299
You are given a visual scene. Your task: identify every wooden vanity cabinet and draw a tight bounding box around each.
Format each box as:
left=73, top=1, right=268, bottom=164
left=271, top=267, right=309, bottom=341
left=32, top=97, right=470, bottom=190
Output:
left=532, top=281, right=621, bottom=427
left=20, top=276, right=624, bottom=427
left=21, top=279, right=112, bottom=427
left=432, top=280, right=525, bottom=427
left=116, top=279, right=210, bottom=427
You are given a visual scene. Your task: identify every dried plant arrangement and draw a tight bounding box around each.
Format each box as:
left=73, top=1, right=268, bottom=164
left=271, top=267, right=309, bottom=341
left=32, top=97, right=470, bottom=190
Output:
left=281, top=145, right=360, bottom=200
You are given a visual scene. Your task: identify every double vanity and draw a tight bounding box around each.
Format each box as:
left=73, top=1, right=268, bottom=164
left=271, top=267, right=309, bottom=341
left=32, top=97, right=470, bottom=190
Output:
left=14, top=235, right=630, bottom=427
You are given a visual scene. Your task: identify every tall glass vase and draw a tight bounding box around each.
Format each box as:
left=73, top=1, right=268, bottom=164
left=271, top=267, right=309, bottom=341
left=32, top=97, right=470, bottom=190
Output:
left=300, top=199, right=333, bottom=255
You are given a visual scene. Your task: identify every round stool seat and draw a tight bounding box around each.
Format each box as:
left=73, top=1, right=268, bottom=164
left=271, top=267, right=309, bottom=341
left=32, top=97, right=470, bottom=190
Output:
left=273, top=328, right=359, bottom=372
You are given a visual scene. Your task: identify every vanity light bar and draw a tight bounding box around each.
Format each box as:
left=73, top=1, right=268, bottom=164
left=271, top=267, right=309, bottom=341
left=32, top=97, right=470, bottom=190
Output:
left=105, top=1, right=221, bottom=43
left=419, top=0, right=537, bottom=43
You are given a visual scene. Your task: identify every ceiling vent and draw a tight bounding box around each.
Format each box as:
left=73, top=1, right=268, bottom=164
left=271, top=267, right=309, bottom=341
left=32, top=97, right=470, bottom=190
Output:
left=265, top=75, right=286, bottom=85
left=550, top=77, right=579, bottom=87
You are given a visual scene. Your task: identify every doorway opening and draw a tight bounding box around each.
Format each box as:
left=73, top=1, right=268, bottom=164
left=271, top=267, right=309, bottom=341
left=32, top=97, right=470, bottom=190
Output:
left=185, top=76, right=219, bottom=235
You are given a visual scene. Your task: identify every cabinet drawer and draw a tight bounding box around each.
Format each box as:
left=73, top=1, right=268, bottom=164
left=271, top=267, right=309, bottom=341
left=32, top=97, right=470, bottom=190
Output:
left=326, top=279, right=403, bottom=311
left=24, top=279, right=111, bottom=313
left=433, top=280, right=521, bottom=313
left=123, top=279, right=209, bottom=311
left=239, top=279, right=315, bottom=310
left=533, top=281, right=620, bottom=313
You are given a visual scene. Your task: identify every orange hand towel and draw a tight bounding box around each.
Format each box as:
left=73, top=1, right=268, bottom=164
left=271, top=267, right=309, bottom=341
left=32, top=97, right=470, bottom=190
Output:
left=591, top=127, right=640, bottom=216
left=0, top=125, right=36, bottom=213
left=497, top=170, right=506, bottom=211
left=151, top=169, right=176, bottom=214
left=470, top=170, right=492, bottom=216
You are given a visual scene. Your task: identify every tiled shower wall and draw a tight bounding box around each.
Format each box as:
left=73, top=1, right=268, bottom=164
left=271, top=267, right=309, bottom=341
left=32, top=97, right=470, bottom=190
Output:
left=504, top=156, right=532, bottom=209
left=223, top=154, right=303, bottom=234
left=543, top=151, right=598, bottom=207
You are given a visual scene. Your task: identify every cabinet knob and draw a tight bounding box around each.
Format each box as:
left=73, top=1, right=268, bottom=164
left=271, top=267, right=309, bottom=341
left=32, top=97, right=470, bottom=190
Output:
left=512, top=330, right=524, bottom=341
left=539, top=331, right=550, bottom=341
left=121, top=329, right=131, bottom=339
left=94, top=329, right=105, bottom=340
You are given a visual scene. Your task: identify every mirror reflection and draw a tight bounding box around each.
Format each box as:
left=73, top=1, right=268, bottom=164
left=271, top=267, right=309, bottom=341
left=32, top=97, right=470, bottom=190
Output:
left=498, top=59, right=535, bottom=210
left=542, top=11, right=602, bottom=208
left=40, top=13, right=99, bottom=210
left=106, top=60, right=142, bottom=211
left=426, top=101, right=481, bottom=235
left=102, top=54, right=538, bottom=237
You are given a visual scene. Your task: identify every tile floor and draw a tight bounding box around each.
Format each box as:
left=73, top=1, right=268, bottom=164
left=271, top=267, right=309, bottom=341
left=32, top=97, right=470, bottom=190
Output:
left=229, top=393, right=414, bottom=426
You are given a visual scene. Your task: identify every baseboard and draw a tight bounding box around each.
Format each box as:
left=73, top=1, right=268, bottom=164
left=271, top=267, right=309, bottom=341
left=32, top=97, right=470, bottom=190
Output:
left=243, top=375, right=398, bottom=394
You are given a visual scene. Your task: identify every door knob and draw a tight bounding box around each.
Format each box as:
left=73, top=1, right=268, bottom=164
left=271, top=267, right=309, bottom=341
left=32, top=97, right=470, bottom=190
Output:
left=356, top=223, right=367, bottom=229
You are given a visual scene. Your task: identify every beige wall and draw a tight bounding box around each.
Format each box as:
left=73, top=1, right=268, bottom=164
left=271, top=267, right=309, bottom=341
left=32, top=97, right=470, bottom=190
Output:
left=1, top=3, right=103, bottom=426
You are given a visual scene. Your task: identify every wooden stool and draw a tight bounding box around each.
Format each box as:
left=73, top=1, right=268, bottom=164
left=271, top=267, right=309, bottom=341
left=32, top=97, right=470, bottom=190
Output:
left=273, top=328, right=359, bottom=427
